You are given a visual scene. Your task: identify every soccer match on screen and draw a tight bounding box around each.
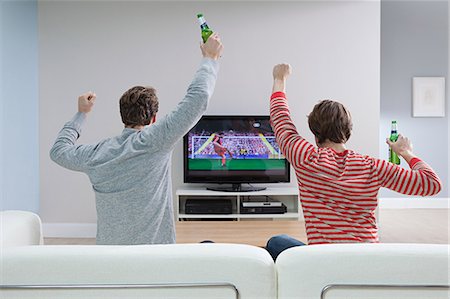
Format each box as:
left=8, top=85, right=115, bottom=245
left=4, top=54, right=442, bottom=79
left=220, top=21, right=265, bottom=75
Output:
left=186, top=118, right=286, bottom=171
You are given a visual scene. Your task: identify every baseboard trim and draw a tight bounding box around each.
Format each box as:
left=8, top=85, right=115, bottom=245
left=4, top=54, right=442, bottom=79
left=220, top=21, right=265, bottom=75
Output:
left=379, top=197, right=449, bottom=209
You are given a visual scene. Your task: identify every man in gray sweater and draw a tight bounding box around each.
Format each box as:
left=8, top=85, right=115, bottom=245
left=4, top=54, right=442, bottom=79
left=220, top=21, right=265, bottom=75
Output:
left=50, top=33, right=223, bottom=245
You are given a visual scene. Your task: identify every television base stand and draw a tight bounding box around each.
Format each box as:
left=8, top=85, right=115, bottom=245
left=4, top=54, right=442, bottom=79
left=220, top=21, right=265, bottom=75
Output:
left=206, top=183, right=266, bottom=192
left=176, top=186, right=301, bottom=221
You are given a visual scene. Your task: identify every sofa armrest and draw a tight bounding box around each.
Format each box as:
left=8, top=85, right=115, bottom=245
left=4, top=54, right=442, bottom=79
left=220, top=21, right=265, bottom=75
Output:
left=0, top=210, right=43, bottom=247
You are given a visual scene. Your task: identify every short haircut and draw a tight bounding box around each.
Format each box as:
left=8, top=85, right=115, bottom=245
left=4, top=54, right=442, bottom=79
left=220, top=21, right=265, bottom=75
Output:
left=308, top=99, right=353, bottom=144
left=119, top=86, right=159, bottom=127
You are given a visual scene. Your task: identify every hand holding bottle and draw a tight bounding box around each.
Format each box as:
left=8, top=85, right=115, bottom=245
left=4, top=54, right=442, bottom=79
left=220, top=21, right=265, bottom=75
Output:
left=386, top=134, right=416, bottom=163
left=200, top=32, right=223, bottom=60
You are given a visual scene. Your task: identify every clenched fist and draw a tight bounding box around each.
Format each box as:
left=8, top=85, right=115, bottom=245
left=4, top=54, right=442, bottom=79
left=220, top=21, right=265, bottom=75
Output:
left=78, top=91, right=97, bottom=113
left=273, top=64, right=292, bottom=81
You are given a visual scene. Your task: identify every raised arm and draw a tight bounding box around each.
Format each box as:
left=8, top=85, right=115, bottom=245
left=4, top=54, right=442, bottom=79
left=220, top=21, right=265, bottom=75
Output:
left=377, top=134, right=442, bottom=196
left=270, top=64, right=315, bottom=168
left=141, top=33, right=223, bottom=149
left=49, top=92, right=97, bottom=172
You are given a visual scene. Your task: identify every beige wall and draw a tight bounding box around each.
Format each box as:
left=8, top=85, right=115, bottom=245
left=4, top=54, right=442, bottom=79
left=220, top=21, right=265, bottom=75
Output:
left=39, top=1, right=380, bottom=223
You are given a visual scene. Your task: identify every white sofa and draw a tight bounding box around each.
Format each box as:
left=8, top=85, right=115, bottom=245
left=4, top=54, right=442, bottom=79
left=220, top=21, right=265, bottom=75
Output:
left=1, top=210, right=449, bottom=299
left=276, top=243, right=450, bottom=299
left=1, top=210, right=276, bottom=298
left=2, top=244, right=276, bottom=299
left=0, top=210, right=43, bottom=247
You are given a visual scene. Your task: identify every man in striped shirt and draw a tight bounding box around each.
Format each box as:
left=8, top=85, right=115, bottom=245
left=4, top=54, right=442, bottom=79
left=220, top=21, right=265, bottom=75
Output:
left=266, top=64, right=442, bottom=260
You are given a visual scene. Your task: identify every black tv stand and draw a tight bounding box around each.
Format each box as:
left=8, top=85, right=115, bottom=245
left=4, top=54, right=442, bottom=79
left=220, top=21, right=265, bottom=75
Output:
left=206, top=183, right=266, bottom=192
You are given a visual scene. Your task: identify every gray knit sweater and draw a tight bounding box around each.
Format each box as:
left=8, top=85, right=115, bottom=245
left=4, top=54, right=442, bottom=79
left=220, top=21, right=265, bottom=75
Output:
left=50, top=58, right=219, bottom=245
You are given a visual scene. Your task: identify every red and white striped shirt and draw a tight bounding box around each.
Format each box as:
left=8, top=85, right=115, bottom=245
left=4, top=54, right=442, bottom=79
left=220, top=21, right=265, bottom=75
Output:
left=270, top=92, right=442, bottom=245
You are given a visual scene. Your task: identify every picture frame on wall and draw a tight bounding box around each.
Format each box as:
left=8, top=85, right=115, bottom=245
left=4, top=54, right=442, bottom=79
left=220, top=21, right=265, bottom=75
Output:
left=412, top=77, right=446, bottom=117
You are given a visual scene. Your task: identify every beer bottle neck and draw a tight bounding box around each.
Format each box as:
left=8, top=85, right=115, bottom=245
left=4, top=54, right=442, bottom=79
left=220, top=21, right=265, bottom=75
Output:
left=391, top=122, right=397, bottom=132
left=197, top=16, right=209, bottom=29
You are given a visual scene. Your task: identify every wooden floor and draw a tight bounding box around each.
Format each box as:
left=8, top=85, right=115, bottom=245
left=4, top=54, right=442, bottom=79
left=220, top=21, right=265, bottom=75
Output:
left=44, top=209, right=449, bottom=246
left=378, top=209, right=449, bottom=244
left=175, top=220, right=307, bottom=246
left=44, top=221, right=307, bottom=247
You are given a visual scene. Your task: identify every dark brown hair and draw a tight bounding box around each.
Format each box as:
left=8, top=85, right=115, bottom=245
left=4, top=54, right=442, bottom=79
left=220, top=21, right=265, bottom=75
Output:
left=308, top=99, right=353, bottom=144
left=119, top=86, right=159, bottom=127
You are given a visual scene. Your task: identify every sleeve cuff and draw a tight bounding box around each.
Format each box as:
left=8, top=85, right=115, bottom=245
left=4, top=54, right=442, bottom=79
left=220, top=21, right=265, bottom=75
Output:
left=409, top=157, right=422, bottom=168
left=66, top=112, right=87, bottom=135
left=201, top=57, right=219, bottom=69
left=271, top=91, right=286, bottom=100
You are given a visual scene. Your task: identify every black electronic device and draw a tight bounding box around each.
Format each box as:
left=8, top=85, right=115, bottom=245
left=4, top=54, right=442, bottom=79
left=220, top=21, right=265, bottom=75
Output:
left=240, top=196, right=287, bottom=214
left=240, top=203, right=287, bottom=214
left=241, top=196, right=283, bottom=207
left=185, top=199, right=233, bottom=215
left=183, top=115, right=290, bottom=192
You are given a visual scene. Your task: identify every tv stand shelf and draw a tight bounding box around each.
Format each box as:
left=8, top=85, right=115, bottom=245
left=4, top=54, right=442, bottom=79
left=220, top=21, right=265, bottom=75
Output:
left=175, top=186, right=302, bottom=221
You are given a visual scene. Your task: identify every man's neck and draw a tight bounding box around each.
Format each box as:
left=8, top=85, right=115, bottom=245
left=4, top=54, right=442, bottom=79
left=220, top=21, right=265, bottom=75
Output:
left=125, top=125, right=145, bottom=131
left=318, top=141, right=347, bottom=153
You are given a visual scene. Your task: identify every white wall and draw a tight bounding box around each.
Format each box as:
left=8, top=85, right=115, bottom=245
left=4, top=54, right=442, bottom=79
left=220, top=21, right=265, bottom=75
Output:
left=39, top=1, right=380, bottom=224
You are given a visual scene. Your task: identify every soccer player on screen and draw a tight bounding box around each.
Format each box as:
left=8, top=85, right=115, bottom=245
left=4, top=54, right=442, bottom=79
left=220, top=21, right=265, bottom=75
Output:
left=212, top=133, right=233, bottom=167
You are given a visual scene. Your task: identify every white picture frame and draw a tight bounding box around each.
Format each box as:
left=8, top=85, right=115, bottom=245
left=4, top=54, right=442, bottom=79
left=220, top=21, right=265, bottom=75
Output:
left=412, top=77, right=446, bottom=117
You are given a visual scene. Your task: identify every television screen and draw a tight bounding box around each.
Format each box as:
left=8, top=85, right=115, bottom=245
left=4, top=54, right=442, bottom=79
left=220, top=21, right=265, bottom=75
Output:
left=183, top=115, right=290, bottom=191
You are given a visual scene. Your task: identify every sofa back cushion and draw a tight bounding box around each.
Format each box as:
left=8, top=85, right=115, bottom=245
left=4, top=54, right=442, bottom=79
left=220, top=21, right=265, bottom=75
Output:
left=1, top=243, right=276, bottom=299
left=276, top=243, right=450, bottom=299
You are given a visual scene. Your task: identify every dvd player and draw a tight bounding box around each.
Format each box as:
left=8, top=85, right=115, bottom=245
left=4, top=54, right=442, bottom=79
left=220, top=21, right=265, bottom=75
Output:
left=241, top=196, right=283, bottom=207
left=240, top=204, right=287, bottom=214
left=240, top=196, right=287, bottom=214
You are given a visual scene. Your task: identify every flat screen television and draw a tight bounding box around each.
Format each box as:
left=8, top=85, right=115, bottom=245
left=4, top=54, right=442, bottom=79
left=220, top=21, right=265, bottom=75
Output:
left=183, top=115, right=290, bottom=192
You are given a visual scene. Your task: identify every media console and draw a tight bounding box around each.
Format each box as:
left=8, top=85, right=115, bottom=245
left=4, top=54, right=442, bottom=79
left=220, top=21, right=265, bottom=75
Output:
left=175, top=186, right=302, bottom=221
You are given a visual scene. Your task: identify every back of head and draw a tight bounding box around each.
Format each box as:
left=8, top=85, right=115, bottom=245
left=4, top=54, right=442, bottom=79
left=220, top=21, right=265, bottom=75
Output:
left=308, top=100, right=353, bottom=144
left=119, top=86, right=159, bottom=127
